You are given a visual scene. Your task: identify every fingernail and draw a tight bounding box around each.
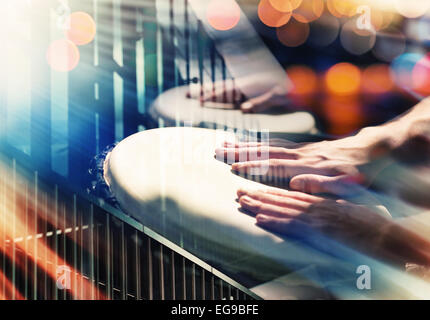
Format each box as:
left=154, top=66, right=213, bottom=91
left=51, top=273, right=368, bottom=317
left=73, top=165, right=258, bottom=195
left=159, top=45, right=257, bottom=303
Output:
left=256, top=215, right=268, bottom=223
left=241, top=102, right=253, bottom=110
left=237, top=188, right=250, bottom=197
left=240, top=195, right=253, bottom=205
left=231, top=163, right=243, bottom=171
left=215, top=148, right=225, bottom=157
left=290, top=179, right=304, bottom=191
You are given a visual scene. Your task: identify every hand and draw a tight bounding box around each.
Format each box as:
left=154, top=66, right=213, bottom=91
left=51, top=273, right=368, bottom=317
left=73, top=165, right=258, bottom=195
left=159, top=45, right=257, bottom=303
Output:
left=187, top=80, right=292, bottom=113
left=216, top=134, right=388, bottom=195
left=237, top=187, right=430, bottom=266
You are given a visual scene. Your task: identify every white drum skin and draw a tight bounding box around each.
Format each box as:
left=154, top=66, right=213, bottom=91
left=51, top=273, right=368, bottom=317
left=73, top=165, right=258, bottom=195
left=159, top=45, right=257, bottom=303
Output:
left=149, top=86, right=317, bottom=135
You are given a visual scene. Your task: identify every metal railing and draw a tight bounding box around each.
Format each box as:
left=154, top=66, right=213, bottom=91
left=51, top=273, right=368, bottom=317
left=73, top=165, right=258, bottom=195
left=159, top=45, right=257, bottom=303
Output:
left=0, top=151, right=259, bottom=300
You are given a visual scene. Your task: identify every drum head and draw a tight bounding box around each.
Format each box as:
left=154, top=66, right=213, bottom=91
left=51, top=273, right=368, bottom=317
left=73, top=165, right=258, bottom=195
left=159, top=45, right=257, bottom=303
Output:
left=149, top=86, right=316, bottom=134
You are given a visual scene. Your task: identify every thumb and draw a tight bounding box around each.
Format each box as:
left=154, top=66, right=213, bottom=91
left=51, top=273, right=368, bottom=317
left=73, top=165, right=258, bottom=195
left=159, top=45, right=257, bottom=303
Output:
left=289, top=174, right=362, bottom=195
left=240, top=90, right=277, bottom=113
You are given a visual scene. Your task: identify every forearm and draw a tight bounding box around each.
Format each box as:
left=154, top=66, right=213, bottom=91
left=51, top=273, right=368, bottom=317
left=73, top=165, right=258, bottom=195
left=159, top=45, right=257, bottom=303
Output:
left=354, top=98, right=430, bottom=152
left=377, top=219, right=430, bottom=267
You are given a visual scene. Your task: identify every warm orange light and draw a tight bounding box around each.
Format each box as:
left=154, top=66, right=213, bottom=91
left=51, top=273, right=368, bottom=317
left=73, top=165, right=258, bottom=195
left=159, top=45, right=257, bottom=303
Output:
left=325, top=62, right=361, bottom=96
left=258, top=0, right=292, bottom=28
left=206, top=0, right=241, bottom=31
left=412, top=55, right=430, bottom=96
left=269, top=0, right=302, bottom=13
left=324, top=96, right=364, bottom=135
left=66, top=12, right=96, bottom=46
left=326, top=0, right=343, bottom=17
left=287, top=65, right=318, bottom=95
left=46, top=39, right=80, bottom=72
left=331, top=0, right=358, bottom=17
left=293, top=0, right=324, bottom=23
left=276, top=19, right=310, bottom=47
left=0, top=161, right=106, bottom=300
left=362, top=64, right=394, bottom=95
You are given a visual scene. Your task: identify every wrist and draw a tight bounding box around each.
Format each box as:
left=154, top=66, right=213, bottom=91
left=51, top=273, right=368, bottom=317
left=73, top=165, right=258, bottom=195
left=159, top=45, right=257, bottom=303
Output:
left=353, top=122, right=409, bottom=155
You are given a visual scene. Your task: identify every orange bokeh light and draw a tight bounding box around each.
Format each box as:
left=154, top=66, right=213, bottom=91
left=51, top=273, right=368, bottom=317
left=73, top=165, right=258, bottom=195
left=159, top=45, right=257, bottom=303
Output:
left=66, top=12, right=96, bottom=46
left=326, top=0, right=342, bottom=17
left=324, top=96, right=364, bottom=135
left=46, top=39, right=80, bottom=72
left=269, top=0, right=302, bottom=13
left=362, top=64, right=394, bottom=95
left=331, top=0, right=358, bottom=17
left=287, top=65, right=318, bottom=95
left=276, top=18, right=310, bottom=47
left=258, top=0, right=292, bottom=28
left=325, top=62, right=361, bottom=96
left=293, top=0, right=324, bottom=23
left=412, top=55, right=430, bottom=96
left=206, top=0, right=241, bottom=31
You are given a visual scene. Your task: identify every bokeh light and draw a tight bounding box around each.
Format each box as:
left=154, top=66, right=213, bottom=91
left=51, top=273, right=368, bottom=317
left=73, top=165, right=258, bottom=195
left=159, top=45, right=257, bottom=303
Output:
left=412, top=55, right=430, bottom=96
left=370, top=10, right=396, bottom=31
left=394, top=0, right=430, bottom=18
left=331, top=0, right=359, bottom=17
left=362, top=64, right=394, bottom=95
left=308, top=12, right=340, bottom=47
left=287, top=65, right=318, bottom=106
left=326, top=0, right=343, bottom=18
left=276, top=18, right=310, bottom=47
left=46, top=39, right=80, bottom=72
left=66, top=12, right=96, bottom=46
left=372, top=32, right=406, bottom=62
left=340, top=19, right=376, bottom=55
left=293, top=0, right=324, bottom=23
left=269, top=0, right=302, bottom=13
left=324, top=96, right=364, bottom=135
left=325, top=62, right=361, bottom=96
left=258, top=0, right=292, bottom=28
left=206, top=0, right=241, bottom=31
left=391, top=53, right=424, bottom=90
left=407, top=16, right=430, bottom=45
left=288, top=65, right=318, bottom=95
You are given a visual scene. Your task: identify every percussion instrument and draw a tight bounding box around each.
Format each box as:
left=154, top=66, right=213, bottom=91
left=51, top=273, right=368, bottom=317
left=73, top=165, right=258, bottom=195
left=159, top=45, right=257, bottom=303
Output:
left=150, top=0, right=317, bottom=136
left=104, top=127, right=329, bottom=287
left=149, top=85, right=317, bottom=135
left=103, top=127, right=413, bottom=299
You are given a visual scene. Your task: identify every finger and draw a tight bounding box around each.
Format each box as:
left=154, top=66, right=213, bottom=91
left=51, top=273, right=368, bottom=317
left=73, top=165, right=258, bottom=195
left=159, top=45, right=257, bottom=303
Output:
left=240, top=91, right=277, bottom=113
left=215, top=146, right=298, bottom=162
left=232, top=159, right=333, bottom=177
left=239, top=196, right=301, bottom=218
left=223, top=141, right=263, bottom=148
left=237, top=188, right=322, bottom=208
left=289, top=174, right=362, bottom=195
left=223, top=139, right=300, bottom=149
left=188, top=81, right=243, bottom=104
left=264, top=189, right=324, bottom=204
left=256, top=215, right=304, bottom=237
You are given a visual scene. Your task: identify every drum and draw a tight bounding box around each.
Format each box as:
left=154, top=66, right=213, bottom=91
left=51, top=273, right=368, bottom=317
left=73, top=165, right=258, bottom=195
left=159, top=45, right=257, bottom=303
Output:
left=104, top=127, right=332, bottom=287
left=103, top=127, right=430, bottom=299
left=149, top=85, right=317, bottom=135
left=104, top=127, right=406, bottom=299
